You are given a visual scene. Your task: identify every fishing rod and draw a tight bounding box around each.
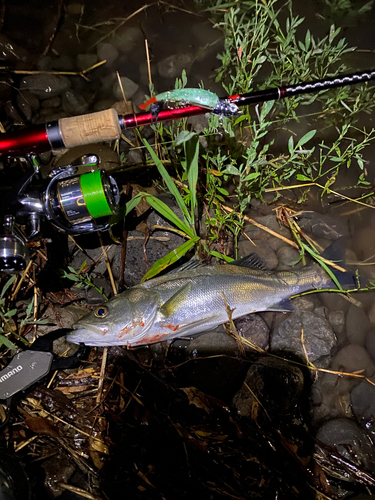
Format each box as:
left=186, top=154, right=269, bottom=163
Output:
left=1, top=69, right=375, bottom=158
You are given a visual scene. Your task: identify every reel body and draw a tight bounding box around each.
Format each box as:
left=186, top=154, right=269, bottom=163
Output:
left=0, top=154, right=120, bottom=273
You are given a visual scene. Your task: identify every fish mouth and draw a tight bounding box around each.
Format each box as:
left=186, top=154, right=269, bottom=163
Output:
left=66, top=324, right=106, bottom=345
left=72, top=323, right=104, bottom=335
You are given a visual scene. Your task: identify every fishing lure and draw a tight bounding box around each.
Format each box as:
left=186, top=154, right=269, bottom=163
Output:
left=139, top=88, right=239, bottom=119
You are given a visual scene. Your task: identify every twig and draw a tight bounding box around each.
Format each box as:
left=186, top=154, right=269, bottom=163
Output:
left=118, top=182, right=131, bottom=290
left=145, top=39, right=152, bottom=87
left=116, top=70, right=127, bottom=102
left=222, top=292, right=246, bottom=357
left=220, top=203, right=299, bottom=249
left=10, top=258, right=33, bottom=301
left=89, top=4, right=154, bottom=49
left=14, top=434, right=38, bottom=452
left=96, top=347, right=108, bottom=405
left=42, top=0, right=64, bottom=57
left=0, top=60, right=107, bottom=79
left=98, top=233, right=117, bottom=296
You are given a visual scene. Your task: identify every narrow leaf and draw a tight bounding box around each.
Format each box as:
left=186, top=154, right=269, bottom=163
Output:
left=297, top=129, right=316, bottom=148
left=141, top=237, right=199, bottom=282
left=175, top=130, right=197, bottom=146
left=1, top=275, right=17, bottom=298
left=145, top=195, right=195, bottom=237
left=143, top=139, right=191, bottom=224
left=0, top=335, right=16, bottom=350
left=185, top=136, right=200, bottom=223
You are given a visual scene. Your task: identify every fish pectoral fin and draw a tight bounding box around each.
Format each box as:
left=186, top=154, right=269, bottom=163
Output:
left=160, top=282, right=192, bottom=317
left=172, top=314, right=221, bottom=336
left=230, top=253, right=268, bottom=271
left=266, top=298, right=294, bottom=312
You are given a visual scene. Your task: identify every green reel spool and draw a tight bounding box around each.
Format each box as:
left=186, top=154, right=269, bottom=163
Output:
left=80, top=170, right=117, bottom=219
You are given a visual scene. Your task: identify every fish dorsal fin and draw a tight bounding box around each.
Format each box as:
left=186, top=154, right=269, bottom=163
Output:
left=230, top=253, right=268, bottom=271
left=266, top=298, right=294, bottom=312
left=160, top=282, right=192, bottom=317
left=166, top=257, right=202, bottom=275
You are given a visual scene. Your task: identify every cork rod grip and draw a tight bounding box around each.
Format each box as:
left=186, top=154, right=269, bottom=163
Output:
left=58, top=108, right=121, bottom=148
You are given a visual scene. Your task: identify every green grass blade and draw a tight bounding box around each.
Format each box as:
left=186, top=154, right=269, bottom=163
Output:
left=184, top=136, right=199, bottom=224
left=302, top=243, right=344, bottom=291
left=145, top=195, right=195, bottom=238
left=143, top=139, right=192, bottom=225
left=1, top=275, right=16, bottom=298
left=141, top=237, right=199, bottom=282
left=109, top=193, right=143, bottom=226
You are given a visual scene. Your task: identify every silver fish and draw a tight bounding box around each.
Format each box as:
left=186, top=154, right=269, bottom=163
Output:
left=66, top=241, right=354, bottom=347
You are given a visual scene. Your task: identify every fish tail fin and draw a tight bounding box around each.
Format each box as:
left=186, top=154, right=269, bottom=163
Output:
left=139, top=96, right=157, bottom=110
left=321, top=237, right=360, bottom=289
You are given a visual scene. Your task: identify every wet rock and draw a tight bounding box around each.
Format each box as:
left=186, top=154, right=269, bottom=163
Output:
left=353, top=226, right=375, bottom=261
left=184, top=327, right=239, bottom=357
left=233, top=357, right=304, bottom=417
left=17, top=90, right=40, bottom=111
left=271, top=310, right=336, bottom=367
left=52, top=55, right=75, bottom=71
left=37, top=56, right=53, bottom=71
left=39, top=108, right=66, bottom=120
left=313, top=305, right=328, bottom=319
left=97, top=43, right=119, bottom=65
left=331, top=344, right=375, bottom=378
left=316, top=418, right=375, bottom=472
left=76, top=53, right=98, bottom=71
left=42, top=450, right=75, bottom=497
left=20, top=74, right=71, bottom=99
left=276, top=246, right=303, bottom=269
left=234, top=313, right=269, bottom=350
left=351, top=379, right=375, bottom=438
left=158, top=53, right=194, bottom=79
left=292, top=296, right=316, bottom=312
left=346, top=303, right=371, bottom=346
left=0, top=78, right=14, bottom=101
left=319, top=291, right=351, bottom=314
left=237, top=238, right=278, bottom=270
left=297, top=212, right=350, bottom=240
left=113, top=76, right=139, bottom=100
left=42, top=96, right=61, bottom=108
left=0, top=34, right=27, bottom=62
left=110, top=229, right=181, bottom=286
left=61, top=89, right=88, bottom=115
left=113, top=26, right=144, bottom=53
left=187, top=114, right=209, bottom=134
left=94, top=99, right=116, bottom=112
left=328, top=310, right=345, bottom=337
left=4, top=101, right=24, bottom=124
left=366, top=301, right=375, bottom=326
left=70, top=245, right=117, bottom=277
left=126, top=148, right=143, bottom=163
left=146, top=205, right=186, bottom=252
left=240, top=215, right=292, bottom=252
left=365, top=328, right=375, bottom=363
left=37, top=304, right=89, bottom=335
left=16, top=93, right=33, bottom=121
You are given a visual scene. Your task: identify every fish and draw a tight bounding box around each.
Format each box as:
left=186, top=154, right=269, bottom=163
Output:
left=66, top=239, right=356, bottom=347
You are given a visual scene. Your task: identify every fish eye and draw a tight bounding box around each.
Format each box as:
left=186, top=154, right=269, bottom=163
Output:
left=94, top=306, right=108, bottom=318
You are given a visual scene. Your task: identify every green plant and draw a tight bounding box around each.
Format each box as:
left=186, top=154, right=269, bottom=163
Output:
left=61, top=261, right=109, bottom=301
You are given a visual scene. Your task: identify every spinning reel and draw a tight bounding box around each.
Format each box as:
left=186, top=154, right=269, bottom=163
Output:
left=0, top=154, right=120, bottom=273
